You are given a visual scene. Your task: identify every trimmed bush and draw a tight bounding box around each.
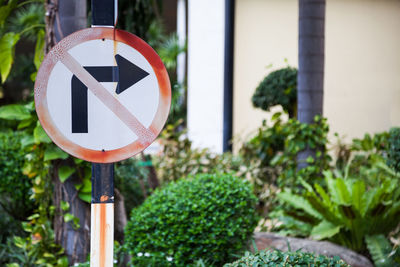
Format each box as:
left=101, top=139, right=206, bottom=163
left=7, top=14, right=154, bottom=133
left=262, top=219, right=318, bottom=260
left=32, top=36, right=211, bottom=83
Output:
left=252, top=67, right=297, bottom=117
left=124, top=173, right=259, bottom=266
left=224, top=250, right=351, bottom=267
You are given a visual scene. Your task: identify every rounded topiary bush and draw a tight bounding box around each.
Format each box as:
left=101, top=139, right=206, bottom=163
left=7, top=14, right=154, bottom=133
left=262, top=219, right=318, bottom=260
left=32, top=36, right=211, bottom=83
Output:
left=224, top=250, right=351, bottom=267
left=252, top=67, right=297, bottom=117
left=124, top=173, right=259, bottom=266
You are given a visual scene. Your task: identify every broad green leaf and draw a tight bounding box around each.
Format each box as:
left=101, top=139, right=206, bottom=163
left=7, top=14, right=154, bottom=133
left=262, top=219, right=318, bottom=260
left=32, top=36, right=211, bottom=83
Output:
left=271, top=112, right=282, bottom=121
left=57, top=257, right=69, bottom=267
left=34, top=29, right=44, bottom=70
left=60, top=200, right=70, bottom=211
left=336, top=178, right=351, bottom=205
left=298, top=177, right=313, bottom=192
left=352, top=180, right=366, bottom=214
left=0, top=0, right=17, bottom=27
left=78, top=192, right=91, bottom=203
left=34, top=123, right=51, bottom=144
left=17, top=118, right=34, bottom=129
left=44, top=146, right=68, bottom=161
left=58, top=166, right=75, bottom=183
left=80, top=177, right=91, bottom=193
left=314, top=183, right=331, bottom=207
left=21, top=222, right=32, bottom=232
left=27, top=213, right=39, bottom=220
left=278, top=191, right=323, bottom=220
left=365, top=235, right=395, bottom=267
left=64, top=213, right=74, bottom=223
left=0, top=32, right=20, bottom=83
left=20, top=135, right=34, bottom=148
left=311, top=220, right=341, bottom=240
left=13, top=236, right=25, bottom=248
left=0, top=104, right=31, bottom=120
left=324, top=171, right=341, bottom=203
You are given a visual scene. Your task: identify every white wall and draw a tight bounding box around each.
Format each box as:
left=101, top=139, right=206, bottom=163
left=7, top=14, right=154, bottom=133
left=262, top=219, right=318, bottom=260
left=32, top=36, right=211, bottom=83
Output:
left=187, top=0, right=225, bottom=153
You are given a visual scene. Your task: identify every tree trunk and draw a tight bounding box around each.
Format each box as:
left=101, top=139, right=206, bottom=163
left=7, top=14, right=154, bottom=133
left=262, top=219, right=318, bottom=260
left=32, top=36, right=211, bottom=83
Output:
left=46, top=0, right=89, bottom=264
left=297, top=0, right=326, bottom=167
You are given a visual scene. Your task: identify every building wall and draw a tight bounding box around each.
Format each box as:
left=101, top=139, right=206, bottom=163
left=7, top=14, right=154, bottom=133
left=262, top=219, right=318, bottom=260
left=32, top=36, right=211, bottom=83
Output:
left=233, top=0, right=298, bottom=150
left=234, top=0, right=400, bottom=149
left=187, top=0, right=225, bottom=153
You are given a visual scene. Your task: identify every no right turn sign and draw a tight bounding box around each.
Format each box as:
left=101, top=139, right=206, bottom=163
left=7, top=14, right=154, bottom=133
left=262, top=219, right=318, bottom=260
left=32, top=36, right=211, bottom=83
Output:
left=34, top=27, right=171, bottom=163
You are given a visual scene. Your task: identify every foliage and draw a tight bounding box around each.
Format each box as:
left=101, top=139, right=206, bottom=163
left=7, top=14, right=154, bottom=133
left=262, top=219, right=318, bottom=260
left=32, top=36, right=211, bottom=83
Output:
left=154, top=121, right=246, bottom=183
left=366, top=235, right=400, bottom=267
left=117, top=0, right=162, bottom=42
left=276, top=171, right=400, bottom=253
left=387, top=127, right=400, bottom=173
left=240, top=112, right=286, bottom=185
left=0, top=131, right=35, bottom=224
left=0, top=1, right=44, bottom=85
left=224, top=249, right=350, bottom=267
left=252, top=67, right=297, bottom=117
left=115, top=157, right=149, bottom=213
left=125, top=174, right=259, bottom=266
left=0, top=100, right=92, bottom=265
left=271, top=115, right=331, bottom=187
left=241, top=112, right=331, bottom=189
left=3, top=224, right=68, bottom=267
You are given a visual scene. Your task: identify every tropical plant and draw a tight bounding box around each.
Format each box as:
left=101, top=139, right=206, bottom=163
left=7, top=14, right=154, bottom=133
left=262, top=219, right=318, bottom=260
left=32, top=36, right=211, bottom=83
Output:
left=124, top=173, right=259, bottom=266
left=276, top=171, right=400, bottom=253
left=366, top=235, right=400, bottom=267
left=252, top=67, right=297, bottom=117
left=224, top=249, right=350, bottom=267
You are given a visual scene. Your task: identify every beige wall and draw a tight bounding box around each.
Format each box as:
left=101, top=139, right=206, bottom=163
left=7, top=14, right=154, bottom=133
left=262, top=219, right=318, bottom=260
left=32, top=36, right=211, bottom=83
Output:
left=233, top=0, right=400, bottom=149
left=233, top=0, right=298, bottom=149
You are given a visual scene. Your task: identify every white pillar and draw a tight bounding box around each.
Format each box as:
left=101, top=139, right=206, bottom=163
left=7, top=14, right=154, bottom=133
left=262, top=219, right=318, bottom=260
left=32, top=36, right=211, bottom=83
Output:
left=187, top=0, right=225, bottom=153
left=177, top=0, right=186, bottom=86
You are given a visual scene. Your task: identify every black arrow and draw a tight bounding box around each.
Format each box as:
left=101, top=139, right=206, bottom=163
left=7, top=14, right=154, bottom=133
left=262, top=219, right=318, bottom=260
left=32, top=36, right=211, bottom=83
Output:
left=71, top=54, right=150, bottom=133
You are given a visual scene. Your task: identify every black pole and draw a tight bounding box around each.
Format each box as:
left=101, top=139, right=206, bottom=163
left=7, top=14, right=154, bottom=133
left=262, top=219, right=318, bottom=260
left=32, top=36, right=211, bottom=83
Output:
left=91, top=0, right=117, bottom=26
left=91, top=163, right=114, bottom=203
left=223, top=0, right=235, bottom=152
left=90, top=0, right=116, bottom=203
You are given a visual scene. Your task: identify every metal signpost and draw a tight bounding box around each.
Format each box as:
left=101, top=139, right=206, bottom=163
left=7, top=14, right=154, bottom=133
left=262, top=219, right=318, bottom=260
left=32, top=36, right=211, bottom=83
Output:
left=34, top=0, right=171, bottom=266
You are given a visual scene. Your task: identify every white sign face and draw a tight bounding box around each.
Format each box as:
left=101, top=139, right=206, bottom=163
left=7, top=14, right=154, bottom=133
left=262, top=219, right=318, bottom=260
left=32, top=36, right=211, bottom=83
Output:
left=35, top=28, right=171, bottom=163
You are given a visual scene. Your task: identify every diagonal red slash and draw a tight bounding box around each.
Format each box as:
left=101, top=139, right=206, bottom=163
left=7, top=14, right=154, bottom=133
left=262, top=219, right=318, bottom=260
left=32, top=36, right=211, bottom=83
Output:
left=60, top=52, right=155, bottom=145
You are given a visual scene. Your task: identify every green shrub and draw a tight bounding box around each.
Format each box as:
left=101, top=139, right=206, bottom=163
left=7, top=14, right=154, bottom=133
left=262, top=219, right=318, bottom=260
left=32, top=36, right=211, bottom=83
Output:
left=276, top=171, right=400, bottom=253
left=388, top=127, right=400, bottom=173
left=124, top=173, right=259, bottom=266
left=224, top=249, right=350, bottom=267
left=0, top=131, right=35, bottom=241
left=241, top=112, right=331, bottom=189
left=271, top=115, right=331, bottom=188
left=252, top=67, right=297, bottom=117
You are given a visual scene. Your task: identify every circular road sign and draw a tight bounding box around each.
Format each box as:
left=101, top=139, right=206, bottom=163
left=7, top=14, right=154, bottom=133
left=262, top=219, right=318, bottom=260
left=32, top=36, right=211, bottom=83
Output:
left=34, top=28, right=171, bottom=163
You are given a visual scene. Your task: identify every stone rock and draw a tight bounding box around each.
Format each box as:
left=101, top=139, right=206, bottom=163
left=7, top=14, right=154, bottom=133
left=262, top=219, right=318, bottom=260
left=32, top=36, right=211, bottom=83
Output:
left=254, top=232, right=373, bottom=267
